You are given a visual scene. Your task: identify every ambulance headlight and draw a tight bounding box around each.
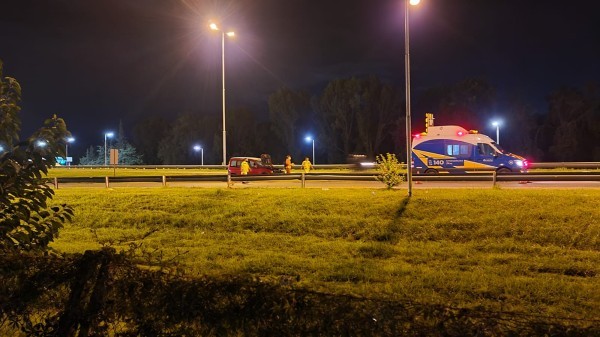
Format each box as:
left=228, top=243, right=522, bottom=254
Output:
left=514, top=160, right=523, bottom=167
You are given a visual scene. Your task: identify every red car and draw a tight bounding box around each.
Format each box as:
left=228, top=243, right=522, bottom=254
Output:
left=227, top=154, right=281, bottom=175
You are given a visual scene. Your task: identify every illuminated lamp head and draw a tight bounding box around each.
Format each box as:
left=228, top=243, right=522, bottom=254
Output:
left=457, top=131, right=465, bottom=136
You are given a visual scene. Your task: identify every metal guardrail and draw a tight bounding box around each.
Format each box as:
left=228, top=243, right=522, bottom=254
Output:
left=46, top=171, right=600, bottom=189
left=528, top=162, right=600, bottom=169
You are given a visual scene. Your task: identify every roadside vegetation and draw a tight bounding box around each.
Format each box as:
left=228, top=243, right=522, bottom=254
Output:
left=48, top=188, right=599, bottom=325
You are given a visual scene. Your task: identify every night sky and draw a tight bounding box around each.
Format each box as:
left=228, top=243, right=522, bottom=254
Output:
left=1, top=0, right=599, bottom=156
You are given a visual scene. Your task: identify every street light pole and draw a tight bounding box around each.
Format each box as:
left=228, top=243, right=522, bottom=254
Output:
left=210, top=22, right=235, bottom=166
left=193, top=145, right=204, bottom=165
left=220, top=30, right=227, bottom=166
left=104, top=132, right=113, bottom=166
left=405, top=0, right=420, bottom=197
left=66, top=137, right=74, bottom=165
left=492, top=121, right=500, bottom=144
left=305, top=136, right=315, bottom=165
left=312, top=139, right=315, bottom=165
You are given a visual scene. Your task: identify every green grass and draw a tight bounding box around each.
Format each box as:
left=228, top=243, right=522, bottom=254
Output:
left=49, top=188, right=600, bottom=321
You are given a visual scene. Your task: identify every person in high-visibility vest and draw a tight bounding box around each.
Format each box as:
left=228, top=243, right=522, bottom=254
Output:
left=241, top=158, right=251, bottom=175
left=284, top=155, right=293, bottom=174
left=240, top=158, right=251, bottom=184
left=301, top=157, right=312, bottom=173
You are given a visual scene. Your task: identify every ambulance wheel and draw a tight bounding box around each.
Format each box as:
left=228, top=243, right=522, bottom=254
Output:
left=424, top=169, right=438, bottom=175
left=496, top=167, right=511, bottom=174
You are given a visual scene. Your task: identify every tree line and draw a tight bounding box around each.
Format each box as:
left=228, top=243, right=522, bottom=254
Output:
left=81, top=76, right=600, bottom=165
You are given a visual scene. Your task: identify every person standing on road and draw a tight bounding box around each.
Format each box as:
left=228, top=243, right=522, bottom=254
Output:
left=240, top=158, right=251, bottom=183
left=285, top=155, right=293, bottom=174
left=301, top=157, right=312, bottom=174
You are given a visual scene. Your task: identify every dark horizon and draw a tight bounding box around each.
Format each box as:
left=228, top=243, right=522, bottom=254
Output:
left=1, top=0, right=599, bottom=159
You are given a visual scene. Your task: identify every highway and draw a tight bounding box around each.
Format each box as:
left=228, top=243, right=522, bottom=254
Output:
left=52, top=178, right=600, bottom=189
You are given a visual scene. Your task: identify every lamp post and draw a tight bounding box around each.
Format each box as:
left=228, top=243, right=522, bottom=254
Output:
left=491, top=121, right=501, bottom=144
left=304, top=136, right=315, bottom=165
left=210, top=22, right=235, bottom=166
left=193, top=144, right=204, bottom=166
left=66, top=137, right=75, bottom=166
left=405, top=0, right=420, bottom=197
left=104, top=132, right=114, bottom=166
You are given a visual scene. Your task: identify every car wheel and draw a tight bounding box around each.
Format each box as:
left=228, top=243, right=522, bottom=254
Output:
left=496, top=167, right=511, bottom=174
left=425, top=169, right=438, bottom=175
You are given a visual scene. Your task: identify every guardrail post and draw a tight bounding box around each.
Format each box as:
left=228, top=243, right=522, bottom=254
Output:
left=162, top=175, right=166, bottom=187
left=301, top=172, right=306, bottom=188
left=105, top=176, right=110, bottom=188
left=227, top=173, right=232, bottom=188
left=492, top=171, right=497, bottom=187
left=54, top=177, right=58, bottom=189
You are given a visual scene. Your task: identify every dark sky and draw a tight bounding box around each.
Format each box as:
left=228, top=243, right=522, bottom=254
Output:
left=1, top=0, right=599, bottom=155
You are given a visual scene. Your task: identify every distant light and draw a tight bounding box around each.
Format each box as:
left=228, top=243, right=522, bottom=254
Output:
left=226, top=31, right=235, bottom=37
left=193, top=145, right=202, bottom=152
left=0, top=145, right=4, bottom=152
left=209, top=22, right=218, bottom=30
left=409, top=0, right=421, bottom=5
left=36, top=140, right=47, bottom=147
left=305, top=136, right=313, bottom=142
left=413, top=133, right=421, bottom=139
left=105, top=132, right=114, bottom=138
left=457, top=131, right=464, bottom=136
left=491, top=121, right=501, bottom=127
left=67, top=137, right=75, bottom=143
left=360, top=162, right=376, bottom=167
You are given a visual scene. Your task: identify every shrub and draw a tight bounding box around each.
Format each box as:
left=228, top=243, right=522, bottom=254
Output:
left=0, top=60, right=73, bottom=252
left=376, top=153, right=404, bottom=189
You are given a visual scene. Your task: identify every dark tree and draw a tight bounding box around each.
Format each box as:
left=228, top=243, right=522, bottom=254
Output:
left=157, top=113, right=220, bottom=164
left=0, top=60, right=73, bottom=251
left=542, top=85, right=600, bottom=161
left=268, top=87, right=311, bottom=159
left=418, top=78, right=496, bottom=130
left=132, top=116, right=171, bottom=165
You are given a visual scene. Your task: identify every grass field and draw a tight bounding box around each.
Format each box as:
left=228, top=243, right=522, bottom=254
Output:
left=49, top=187, right=600, bottom=324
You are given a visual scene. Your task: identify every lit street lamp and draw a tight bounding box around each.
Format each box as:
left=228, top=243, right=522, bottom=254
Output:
left=405, top=0, right=420, bottom=197
left=36, top=140, right=47, bottom=148
left=104, top=132, right=114, bottom=166
left=304, top=136, right=315, bottom=165
left=193, top=144, right=204, bottom=165
left=491, top=120, right=501, bottom=144
left=66, top=137, right=75, bottom=164
left=210, top=22, right=235, bottom=166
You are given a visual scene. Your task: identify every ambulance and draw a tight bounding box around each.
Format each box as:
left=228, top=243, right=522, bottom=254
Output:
left=411, top=114, right=528, bottom=174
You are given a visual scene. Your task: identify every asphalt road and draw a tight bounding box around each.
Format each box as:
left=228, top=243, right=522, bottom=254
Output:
left=52, top=179, right=600, bottom=189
